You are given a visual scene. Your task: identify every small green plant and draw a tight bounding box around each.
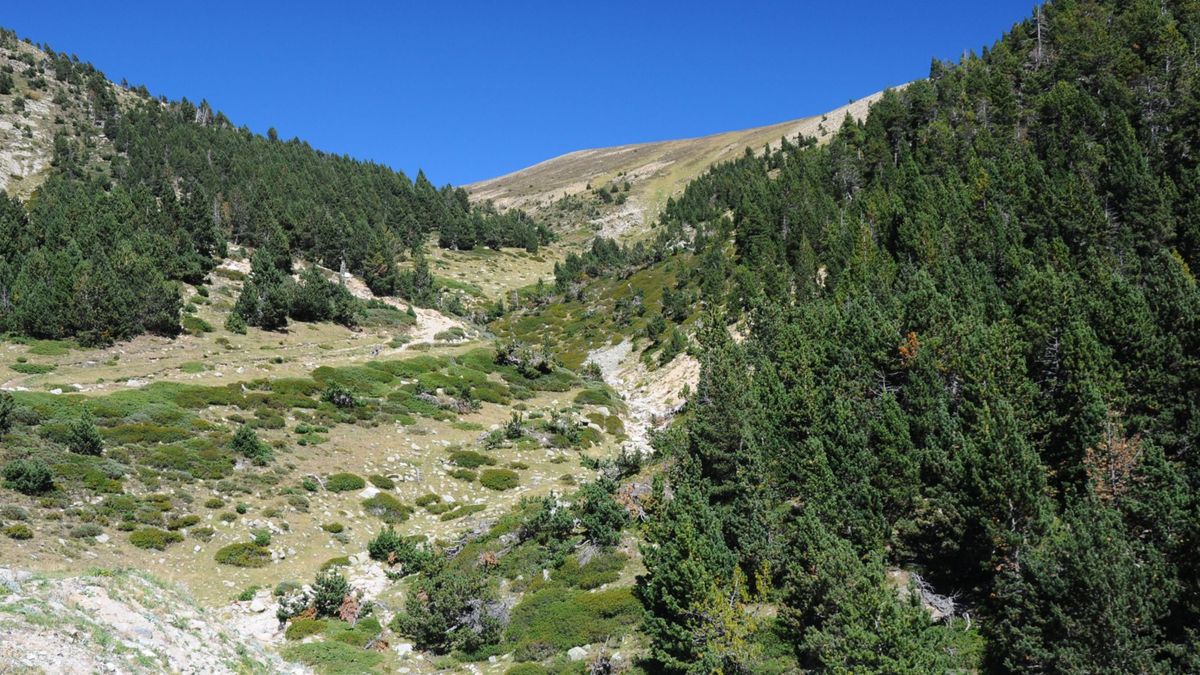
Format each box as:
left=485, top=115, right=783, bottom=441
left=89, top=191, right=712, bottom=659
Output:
left=313, top=568, right=350, bottom=617
left=362, top=493, right=414, bottom=523
left=2, top=459, right=53, bottom=495
left=449, top=468, right=477, bottom=482
left=479, top=468, right=520, bottom=491
left=214, top=542, right=271, bottom=568
left=367, top=525, right=429, bottom=571
left=230, top=424, right=272, bottom=465
left=368, top=474, right=395, bottom=490
left=3, top=523, right=33, bottom=539
left=450, top=450, right=496, bottom=468
left=285, top=618, right=327, bottom=641
left=325, top=473, right=365, bottom=492
left=321, top=522, right=344, bottom=534
left=67, top=413, right=104, bottom=456
left=129, top=527, right=184, bottom=550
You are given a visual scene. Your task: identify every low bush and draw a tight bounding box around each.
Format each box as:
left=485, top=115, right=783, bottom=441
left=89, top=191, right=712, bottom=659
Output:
left=285, top=617, right=327, bottom=641
left=321, top=522, right=344, bottom=534
left=505, top=587, right=640, bottom=657
left=3, top=523, right=33, bottom=539
left=9, top=363, right=55, bottom=375
left=214, top=542, right=270, bottom=567
left=367, top=525, right=428, bottom=571
left=2, top=459, right=53, bottom=495
left=480, top=468, right=520, bottom=491
left=414, top=492, right=440, bottom=507
left=281, top=641, right=382, bottom=674
left=439, top=503, right=486, bottom=521
left=368, top=474, right=395, bottom=490
left=313, top=568, right=350, bottom=617
left=129, top=527, right=183, bottom=550
left=450, top=450, right=496, bottom=469
left=230, top=424, right=272, bottom=465
left=70, top=523, right=104, bottom=538
left=362, top=492, right=414, bottom=524
left=166, top=514, right=201, bottom=530
left=325, top=473, right=365, bottom=492
left=449, top=468, right=477, bottom=482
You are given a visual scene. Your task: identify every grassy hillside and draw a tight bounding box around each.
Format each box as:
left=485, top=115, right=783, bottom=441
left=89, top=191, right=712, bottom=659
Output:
left=467, top=91, right=892, bottom=241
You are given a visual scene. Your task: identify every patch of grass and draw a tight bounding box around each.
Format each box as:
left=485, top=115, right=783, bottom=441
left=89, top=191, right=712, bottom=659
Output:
left=439, top=503, right=487, bottom=521
left=505, top=587, right=641, bottom=658
left=321, top=522, right=344, bottom=534
left=480, top=468, right=520, bottom=491
left=554, top=551, right=628, bottom=590
left=450, top=450, right=496, bottom=469
left=281, top=641, right=383, bottom=674
left=128, top=527, right=183, bottom=550
left=214, top=542, right=271, bottom=568
left=320, top=556, right=351, bottom=571
left=180, top=361, right=208, bottom=374
left=361, top=492, right=414, bottom=524
left=449, top=468, right=477, bottom=482
left=26, top=339, right=73, bottom=356
left=325, top=473, right=365, bottom=492
left=181, top=315, right=213, bottom=335
left=285, top=618, right=327, bottom=641
left=367, top=474, right=395, bottom=490
left=3, top=523, right=33, bottom=539
left=9, top=362, right=55, bottom=375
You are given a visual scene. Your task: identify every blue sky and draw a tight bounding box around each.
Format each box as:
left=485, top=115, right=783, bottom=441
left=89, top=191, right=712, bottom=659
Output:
left=4, top=1, right=1035, bottom=185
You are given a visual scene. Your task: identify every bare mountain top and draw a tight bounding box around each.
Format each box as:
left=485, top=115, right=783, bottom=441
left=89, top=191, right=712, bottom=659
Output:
left=467, top=89, right=895, bottom=239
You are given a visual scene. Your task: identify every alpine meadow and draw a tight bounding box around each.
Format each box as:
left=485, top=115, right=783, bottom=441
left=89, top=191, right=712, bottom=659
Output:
left=1, top=1, right=1199, bottom=673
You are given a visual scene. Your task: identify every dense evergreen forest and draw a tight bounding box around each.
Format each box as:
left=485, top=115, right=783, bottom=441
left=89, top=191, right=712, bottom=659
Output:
left=0, top=28, right=549, bottom=345
left=630, top=0, right=1200, bottom=671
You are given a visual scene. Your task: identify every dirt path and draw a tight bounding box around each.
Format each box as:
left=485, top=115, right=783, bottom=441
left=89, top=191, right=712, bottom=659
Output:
left=587, top=340, right=699, bottom=456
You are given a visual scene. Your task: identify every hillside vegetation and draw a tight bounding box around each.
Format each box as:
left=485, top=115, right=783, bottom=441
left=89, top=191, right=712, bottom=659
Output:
left=4, top=1, right=1200, bottom=673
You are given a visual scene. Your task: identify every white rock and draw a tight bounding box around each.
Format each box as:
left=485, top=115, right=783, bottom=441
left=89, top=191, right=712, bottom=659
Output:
left=394, top=642, right=414, bottom=656
left=94, top=534, right=109, bottom=544
left=568, top=646, right=588, bottom=661
left=248, top=599, right=266, bottom=613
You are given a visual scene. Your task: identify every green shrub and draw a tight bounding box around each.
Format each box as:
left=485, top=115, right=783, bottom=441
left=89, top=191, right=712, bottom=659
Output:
left=505, top=665, right=550, bottom=675
left=554, top=551, right=628, bottom=590
left=449, top=468, right=477, bottom=482
left=181, top=315, right=213, bottom=335
left=450, top=450, right=496, bottom=468
left=2, top=459, right=53, bottom=495
left=281, top=641, right=382, bottom=673
left=214, top=542, right=270, bottom=567
left=0, top=505, right=30, bottom=520
left=230, top=424, right=272, bottom=465
left=166, top=514, right=201, bottom=530
left=0, top=391, right=14, bottom=434
left=129, top=527, right=183, bottom=550
left=368, top=474, right=395, bottom=490
left=574, top=479, right=627, bottom=547
left=325, top=472, right=365, bottom=492
left=321, top=522, right=344, bottom=534
left=479, top=468, right=520, bottom=491
left=362, top=492, right=414, bottom=523
left=285, top=618, right=327, bottom=641
left=313, top=568, right=350, bottom=617
left=367, top=525, right=428, bottom=571
left=320, top=556, right=351, bottom=571
left=70, top=523, right=104, bottom=538
left=414, top=492, right=440, bottom=507
left=439, top=503, right=487, bottom=521
left=3, top=523, right=33, bottom=539
left=190, top=526, right=215, bottom=541
left=505, top=587, right=640, bottom=656
left=9, top=362, right=55, bottom=375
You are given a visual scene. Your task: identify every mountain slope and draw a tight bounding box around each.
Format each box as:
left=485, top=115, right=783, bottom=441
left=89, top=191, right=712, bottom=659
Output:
left=467, top=91, right=892, bottom=239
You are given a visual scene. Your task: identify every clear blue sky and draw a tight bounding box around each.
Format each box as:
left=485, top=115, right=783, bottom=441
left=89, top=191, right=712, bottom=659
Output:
left=4, top=1, right=1035, bottom=185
